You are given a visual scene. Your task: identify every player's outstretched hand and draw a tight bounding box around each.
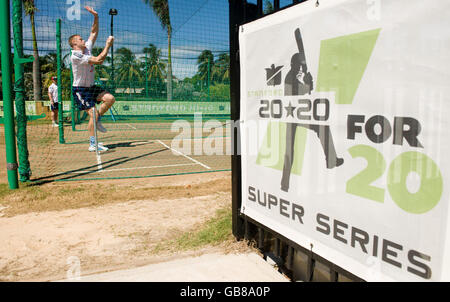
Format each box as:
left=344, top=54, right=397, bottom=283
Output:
left=85, top=6, right=98, bottom=17
left=106, top=36, right=115, bottom=46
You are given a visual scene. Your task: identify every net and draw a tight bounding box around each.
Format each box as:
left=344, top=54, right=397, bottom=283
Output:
left=1, top=0, right=232, bottom=182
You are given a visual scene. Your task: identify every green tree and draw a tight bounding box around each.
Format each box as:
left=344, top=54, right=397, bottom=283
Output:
left=197, top=50, right=214, bottom=89
left=210, top=83, right=230, bottom=102
left=23, top=0, right=42, bottom=101
left=142, top=44, right=166, bottom=81
left=142, top=44, right=166, bottom=96
left=264, top=0, right=274, bottom=14
left=39, top=53, right=60, bottom=99
left=42, top=69, right=71, bottom=100
left=212, top=53, right=230, bottom=84
left=40, top=53, right=63, bottom=74
left=183, top=73, right=203, bottom=92
left=91, top=47, right=111, bottom=85
left=142, top=0, right=173, bottom=101
left=91, top=47, right=103, bottom=57
left=115, top=47, right=142, bottom=95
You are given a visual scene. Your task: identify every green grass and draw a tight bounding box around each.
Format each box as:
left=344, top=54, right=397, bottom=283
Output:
left=154, top=207, right=232, bottom=253
left=0, top=184, right=12, bottom=200
left=0, top=182, right=47, bottom=202
left=57, top=187, right=86, bottom=194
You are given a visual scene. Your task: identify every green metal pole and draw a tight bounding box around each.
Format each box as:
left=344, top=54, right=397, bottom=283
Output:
left=70, top=51, right=76, bottom=131
left=0, top=0, right=19, bottom=189
left=13, top=0, right=32, bottom=182
left=56, top=19, right=65, bottom=143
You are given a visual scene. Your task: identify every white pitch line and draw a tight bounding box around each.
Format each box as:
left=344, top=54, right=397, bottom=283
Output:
left=61, top=163, right=196, bottom=174
left=54, top=137, right=232, bottom=150
left=157, top=140, right=211, bottom=170
left=126, top=123, right=137, bottom=130
left=96, top=152, right=103, bottom=170
left=100, top=163, right=196, bottom=173
left=54, top=140, right=153, bottom=150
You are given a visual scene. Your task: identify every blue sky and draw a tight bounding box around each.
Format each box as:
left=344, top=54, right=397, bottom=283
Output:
left=10, top=0, right=300, bottom=79
left=19, top=0, right=230, bottom=79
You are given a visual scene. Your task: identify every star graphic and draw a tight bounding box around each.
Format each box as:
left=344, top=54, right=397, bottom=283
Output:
left=285, top=102, right=296, bottom=117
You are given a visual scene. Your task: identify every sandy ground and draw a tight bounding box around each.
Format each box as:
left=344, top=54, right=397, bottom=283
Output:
left=0, top=171, right=256, bottom=282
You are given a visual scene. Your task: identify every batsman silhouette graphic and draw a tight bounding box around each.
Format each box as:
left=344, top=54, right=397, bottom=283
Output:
left=280, top=28, right=344, bottom=192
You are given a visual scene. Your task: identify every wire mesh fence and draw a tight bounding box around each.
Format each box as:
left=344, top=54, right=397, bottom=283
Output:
left=0, top=0, right=232, bottom=182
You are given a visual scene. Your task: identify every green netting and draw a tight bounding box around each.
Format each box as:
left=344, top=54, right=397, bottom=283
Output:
left=0, top=0, right=232, bottom=182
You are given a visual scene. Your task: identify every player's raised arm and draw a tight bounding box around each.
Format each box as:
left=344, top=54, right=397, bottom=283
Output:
left=88, top=36, right=114, bottom=65
left=85, top=6, right=99, bottom=46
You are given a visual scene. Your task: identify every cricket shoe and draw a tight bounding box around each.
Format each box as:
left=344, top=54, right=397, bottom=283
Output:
left=89, top=144, right=109, bottom=152
left=97, top=121, right=107, bottom=133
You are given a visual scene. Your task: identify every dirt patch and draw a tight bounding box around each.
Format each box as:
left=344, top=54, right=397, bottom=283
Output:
left=0, top=171, right=255, bottom=282
left=0, top=173, right=232, bottom=217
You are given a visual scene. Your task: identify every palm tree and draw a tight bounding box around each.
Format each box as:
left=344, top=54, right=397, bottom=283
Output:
left=213, top=53, right=230, bottom=84
left=62, top=51, right=72, bottom=69
left=142, top=0, right=173, bottom=101
left=23, top=0, right=42, bottom=101
left=142, top=44, right=166, bottom=96
left=197, top=50, right=214, bottom=89
left=40, top=53, right=63, bottom=74
left=91, top=47, right=103, bottom=57
left=264, top=0, right=274, bottom=14
left=115, top=47, right=142, bottom=95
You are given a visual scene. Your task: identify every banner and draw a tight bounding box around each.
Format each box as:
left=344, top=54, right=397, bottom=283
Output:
left=0, top=101, right=230, bottom=117
left=111, top=101, right=230, bottom=116
left=239, top=0, right=450, bottom=281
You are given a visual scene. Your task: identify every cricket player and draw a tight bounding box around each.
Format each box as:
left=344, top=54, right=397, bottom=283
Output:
left=48, top=76, right=59, bottom=127
left=69, top=6, right=115, bottom=152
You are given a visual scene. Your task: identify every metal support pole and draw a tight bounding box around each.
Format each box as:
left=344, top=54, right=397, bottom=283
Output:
left=274, top=0, right=280, bottom=10
left=56, top=19, right=65, bottom=143
left=286, top=246, right=294, bottom=269
left=229, top=0, right=260, bottom=240
left=110, top=13, right=115, bottom=92
left=229, top=0, right=246, bottom=240
left=244, top=219, right=249, bottom=240
left=257, top=227, right=265, bottom=250
left=70, top=52, right=76, bottom=131
left=13, top=0, right=32, bottom=182
left=0, top=0, right=19, bottom=189
left=257, top=0, right=263, bottom=16
left=274, top=238, right=279, bottom=257
left=92, top=107, right=99, bottom=155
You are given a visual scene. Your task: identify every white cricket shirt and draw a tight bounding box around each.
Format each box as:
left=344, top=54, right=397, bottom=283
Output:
left=71, top=39, right=95, bottom=87
left=48, top=83, right=58, bottom=102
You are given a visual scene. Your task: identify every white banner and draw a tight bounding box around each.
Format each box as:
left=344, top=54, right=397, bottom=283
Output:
left=239, top=0, right=450, bottom=281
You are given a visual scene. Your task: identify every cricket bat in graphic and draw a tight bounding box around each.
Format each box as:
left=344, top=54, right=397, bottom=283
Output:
left=280, top=28, right=344, bottom=192
left=294, top=28, right=305, bottom=57
left=293, top=28, right=311, bottom=88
